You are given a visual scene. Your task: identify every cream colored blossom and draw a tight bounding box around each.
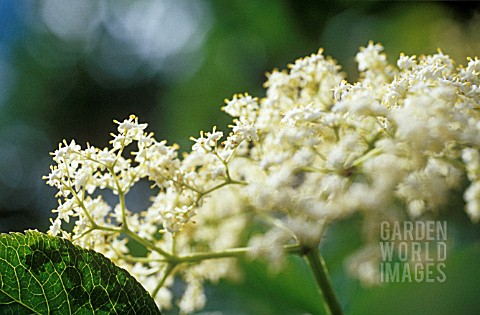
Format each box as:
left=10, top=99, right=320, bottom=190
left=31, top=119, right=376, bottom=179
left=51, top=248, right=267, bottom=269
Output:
left=45, top=43, right=480, bottom=311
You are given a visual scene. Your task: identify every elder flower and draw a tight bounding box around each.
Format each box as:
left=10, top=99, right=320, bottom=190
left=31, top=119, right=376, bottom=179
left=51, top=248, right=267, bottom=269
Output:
left=45, top=42, right=480, bottom=313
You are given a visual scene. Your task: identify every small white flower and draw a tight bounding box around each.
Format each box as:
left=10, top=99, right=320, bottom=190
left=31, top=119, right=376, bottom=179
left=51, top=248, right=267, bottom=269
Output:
left=53, top=139, right=81, bottom=161
left=190, top=131, right=210, bottom=152
left=115, top=115, right=148, bottom=135
left=48, top=218, right=62, bottom=236
left=397, top=53, right=417, bottom=70
left=223, top=133, right=242, bottom=149
left=223, top=93, right=259, bottom=121
left=97, top=148, right=116, bottom=166
left=356, top=41, right=387, bottom=72
left=464, top=181, right=480, bottom=223
left=205, top=126, right=223, bottom=146
left=231, top=120, right=259, bottom=141
left=333, top=80, right=351, bottom=101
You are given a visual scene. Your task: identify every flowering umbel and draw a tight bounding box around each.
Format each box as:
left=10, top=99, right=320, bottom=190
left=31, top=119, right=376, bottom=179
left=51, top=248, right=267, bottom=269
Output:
left=45, top=43, right=480, bottom=313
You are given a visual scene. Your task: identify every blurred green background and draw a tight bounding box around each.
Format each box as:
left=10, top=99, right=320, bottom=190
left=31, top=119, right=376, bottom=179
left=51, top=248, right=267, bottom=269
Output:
left=0, top=0, right=479, bottom=314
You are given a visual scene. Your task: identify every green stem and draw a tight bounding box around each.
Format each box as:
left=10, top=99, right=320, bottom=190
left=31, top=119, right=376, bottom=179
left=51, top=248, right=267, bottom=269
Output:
left=177, top=243, right=303, bottom=263
left=199, top=178, right=246, bottom=199
left=304, top=247, right=343, bottom=315
left=122, top=228, right=174, bottom=260
left=152, top=263, right=177, bottom=298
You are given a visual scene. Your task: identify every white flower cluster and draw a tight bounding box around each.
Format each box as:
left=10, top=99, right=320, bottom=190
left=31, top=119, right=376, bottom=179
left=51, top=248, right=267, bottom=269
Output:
left=45, top=43, right=480, bottom=312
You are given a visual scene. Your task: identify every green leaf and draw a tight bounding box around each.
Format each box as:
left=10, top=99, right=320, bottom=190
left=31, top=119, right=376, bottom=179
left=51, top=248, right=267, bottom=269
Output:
left=0, top=230, right=161, bottom=315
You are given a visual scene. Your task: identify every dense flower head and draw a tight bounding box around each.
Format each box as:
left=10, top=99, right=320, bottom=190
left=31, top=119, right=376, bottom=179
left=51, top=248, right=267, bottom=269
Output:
left=45, top=42, right=480, bottom=313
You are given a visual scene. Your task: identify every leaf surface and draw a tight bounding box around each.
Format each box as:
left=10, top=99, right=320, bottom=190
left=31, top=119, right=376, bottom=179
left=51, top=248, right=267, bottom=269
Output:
left=0, top=231, right=161, bottom=314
